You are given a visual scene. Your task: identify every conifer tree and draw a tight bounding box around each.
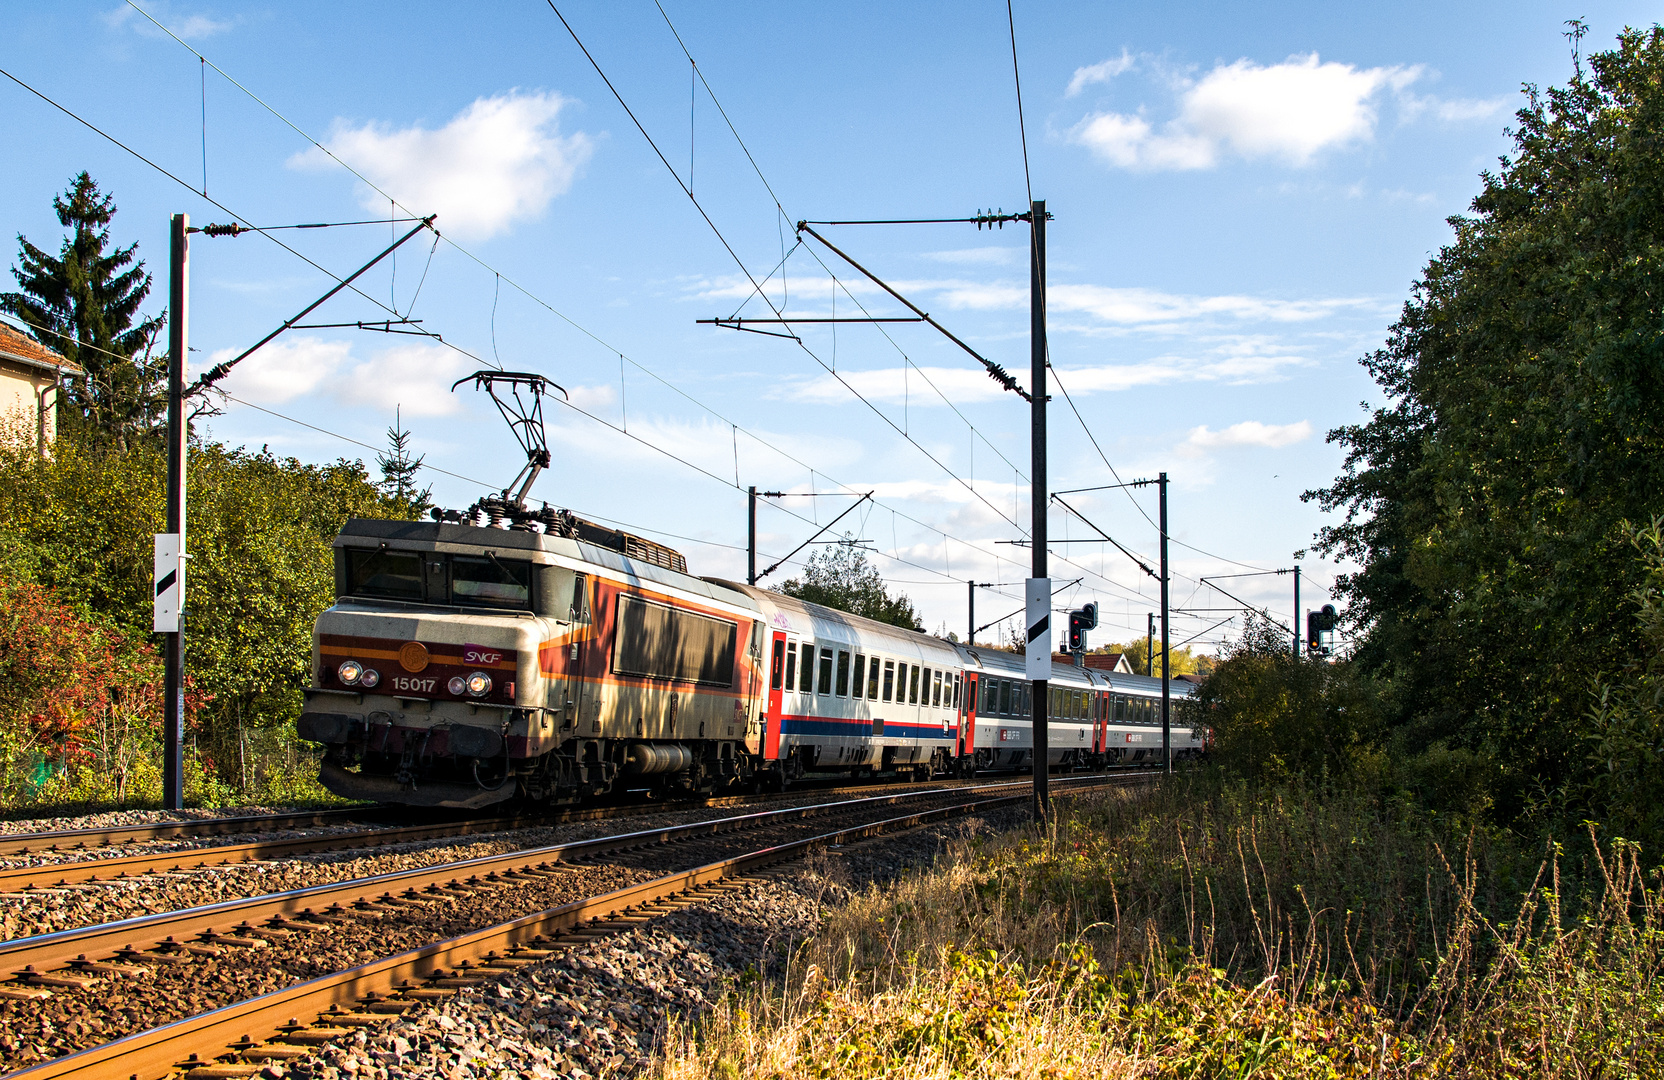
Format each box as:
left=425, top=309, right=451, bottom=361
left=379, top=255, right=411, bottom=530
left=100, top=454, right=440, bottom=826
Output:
left=376, top=407, right=432, bottom=513
left=1, top=173, right=166, bottom=448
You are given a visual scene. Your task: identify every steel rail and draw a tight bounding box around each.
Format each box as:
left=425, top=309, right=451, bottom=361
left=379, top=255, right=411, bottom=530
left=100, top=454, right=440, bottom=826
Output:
left=0, top=808, right=375, bottom=857
left=2, top=786, right=1051, bottom=1080
left=0, top=773, right=1048, bottom=890
left=0, top=814, right=552, bottom=892
left=0, top=776, right=1126, bottom=981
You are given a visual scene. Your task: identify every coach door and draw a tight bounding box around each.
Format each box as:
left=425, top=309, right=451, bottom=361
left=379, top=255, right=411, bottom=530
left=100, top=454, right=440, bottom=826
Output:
left=763, top=630, right=787, bottom=760
left=960, top=673, right=978, bottom=758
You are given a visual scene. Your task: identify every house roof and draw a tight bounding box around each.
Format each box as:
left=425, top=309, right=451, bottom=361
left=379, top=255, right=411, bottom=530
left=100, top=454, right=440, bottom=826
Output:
left=0, top=323, right=79, bottom=374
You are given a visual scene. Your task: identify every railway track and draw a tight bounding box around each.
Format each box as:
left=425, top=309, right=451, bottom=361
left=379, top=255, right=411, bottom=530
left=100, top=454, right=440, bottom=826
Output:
left=0, top=773, right=1147, bottom=1079
left=0, top=770, right=1152, bottom=893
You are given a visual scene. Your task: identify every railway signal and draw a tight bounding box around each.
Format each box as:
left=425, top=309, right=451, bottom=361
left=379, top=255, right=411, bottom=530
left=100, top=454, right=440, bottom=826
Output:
left=1066, top=602, right=1098, bottom=653
left=1307, top=604, right=1338, bottom=655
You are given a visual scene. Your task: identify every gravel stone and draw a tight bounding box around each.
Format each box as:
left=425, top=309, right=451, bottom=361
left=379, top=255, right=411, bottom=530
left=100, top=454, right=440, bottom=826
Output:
left=273, top=806, right=1028, bottom=1080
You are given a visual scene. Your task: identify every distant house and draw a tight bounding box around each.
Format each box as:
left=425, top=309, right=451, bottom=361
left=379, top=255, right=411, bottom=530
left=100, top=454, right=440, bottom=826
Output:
left=0, top=324, right=78, bottom=455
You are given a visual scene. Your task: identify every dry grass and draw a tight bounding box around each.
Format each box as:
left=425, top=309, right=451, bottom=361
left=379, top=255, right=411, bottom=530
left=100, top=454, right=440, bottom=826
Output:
left=656, top=776, right=1664, bottom=1079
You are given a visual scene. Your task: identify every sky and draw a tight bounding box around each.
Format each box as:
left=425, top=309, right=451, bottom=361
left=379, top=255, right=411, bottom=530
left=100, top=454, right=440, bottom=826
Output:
left=2, top=1, right=1655, bottom=653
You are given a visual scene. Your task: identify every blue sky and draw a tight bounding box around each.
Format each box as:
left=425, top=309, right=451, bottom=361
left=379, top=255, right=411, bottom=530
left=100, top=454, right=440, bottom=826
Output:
left=3, top=1, right=1653, bottom=651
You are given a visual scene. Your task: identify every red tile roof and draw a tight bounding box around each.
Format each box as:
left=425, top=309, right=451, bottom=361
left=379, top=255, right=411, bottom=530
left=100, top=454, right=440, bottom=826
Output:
left=0, top=323, right=78, bottom=372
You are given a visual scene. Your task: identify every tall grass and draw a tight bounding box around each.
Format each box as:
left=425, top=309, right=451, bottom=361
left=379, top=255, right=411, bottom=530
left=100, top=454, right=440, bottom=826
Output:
left=659, top=775, right=1664, bottom=1078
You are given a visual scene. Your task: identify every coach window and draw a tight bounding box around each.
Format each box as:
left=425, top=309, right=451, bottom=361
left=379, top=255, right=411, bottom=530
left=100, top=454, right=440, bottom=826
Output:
left=818, top=647, right=834, bottom=695
left=853, top=654, right=866, bottom=699
left=896, top=663, right=908, bottom=703
left=905, top=666, right=917, bottom=705
left=868, top=657, right=882, bottom=699
left=953, top=674, right=961, bottom=710
left=882, top=659, right=895, bottom=702
left=799, top=643, right=814, bottom=693
left=836, top=651, right=851, bottom=696
left=770, top=638, right=785, bottom=692
left=784, top=644, right=797, bottom=694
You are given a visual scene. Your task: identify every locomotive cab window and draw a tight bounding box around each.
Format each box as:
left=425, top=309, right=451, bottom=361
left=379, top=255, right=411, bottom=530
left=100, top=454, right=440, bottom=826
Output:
left=347, top=548, right=424, bottom=600
left=451, top=555, right=532, bottom=610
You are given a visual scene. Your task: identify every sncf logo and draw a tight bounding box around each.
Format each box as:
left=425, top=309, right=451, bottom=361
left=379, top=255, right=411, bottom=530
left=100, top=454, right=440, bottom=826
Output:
left=465, top=647, right=503, bottom=665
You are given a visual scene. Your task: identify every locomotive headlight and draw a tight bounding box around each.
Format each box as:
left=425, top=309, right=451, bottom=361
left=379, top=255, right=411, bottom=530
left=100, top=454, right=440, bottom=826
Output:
left=447, top=675, right=467, bottom=696
left=465, top=671, right=492, bottom=697
left=337, top=660, right=364, bottom=686
left=359, top=668, right=381, bottom=689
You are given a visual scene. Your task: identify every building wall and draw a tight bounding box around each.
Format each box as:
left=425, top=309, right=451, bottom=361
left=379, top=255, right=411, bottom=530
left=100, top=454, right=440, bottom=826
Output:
left=0, top=357, right=61, bottom=452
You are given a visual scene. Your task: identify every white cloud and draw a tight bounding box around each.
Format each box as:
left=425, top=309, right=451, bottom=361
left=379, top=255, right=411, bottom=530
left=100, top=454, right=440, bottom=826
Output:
left=1177, top=420, right=1313, bottom=459
left=921, top=246, right=1020, bottom=266
left=288, top=92, right=594, bottom=240
left=212, top=336, right=350, bottom=405
left=1073, top=53, right=1419, bottom=170
left=782, top=342, right=1314, bottom=406
left=1398, top=93, right=1506, bottom=123
left=1066, top=50, right=1136, bottom=97
left=106, top=4, right=232, bottom=40
left=935, top=280, right=1375, bottom=327
left=334, top=343, right=471, bottom=416
left=565, top=383, right=617, bottom=413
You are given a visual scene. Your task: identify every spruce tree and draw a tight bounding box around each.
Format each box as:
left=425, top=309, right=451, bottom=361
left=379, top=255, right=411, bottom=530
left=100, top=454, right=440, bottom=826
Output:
left=1, top=173, right=166, bottom=448
left=376, top=407, right=432, bottom=514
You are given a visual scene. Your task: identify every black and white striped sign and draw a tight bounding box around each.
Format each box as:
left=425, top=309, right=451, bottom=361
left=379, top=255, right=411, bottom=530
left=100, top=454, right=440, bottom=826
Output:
left=154, top=533, right=183, bottom=633
left=1024, top=577, right=1050, bottom=679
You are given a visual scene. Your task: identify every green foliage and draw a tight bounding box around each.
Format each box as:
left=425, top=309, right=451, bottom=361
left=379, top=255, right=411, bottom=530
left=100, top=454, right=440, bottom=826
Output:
left=1, top=172, right=166, bottom=448
left=1306, top=28, right=1664, bottom=818
left=376, top=407, right=432, bottom=514
left=775, top=545, right=922, bottom=630
left=1583, top=518, right=1664, bottom=840
left=663, top=780, right=1664, bottom=1079
left=1185, top=612, right=1382, bottom=784
left=0, top=419, right=411, bottom=802
left=1102, top=636, right=1211, bottom=679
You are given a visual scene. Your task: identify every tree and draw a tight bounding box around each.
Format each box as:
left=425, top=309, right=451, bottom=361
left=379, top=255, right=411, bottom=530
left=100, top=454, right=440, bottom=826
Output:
left=1103, top=637, right=1212, bottom=679
left=1, top=173, right=166, bottom=448
left=1183, top=612, right=1380, bottom=783
left=1305, top=27, right=1664, bottom=816
left=376, top=407, right=432, bottom=513
left=776, top=545, right=922, bottom=629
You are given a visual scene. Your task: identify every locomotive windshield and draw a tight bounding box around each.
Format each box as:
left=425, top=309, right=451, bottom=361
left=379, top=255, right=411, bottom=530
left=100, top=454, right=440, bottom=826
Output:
left=342, top=547, right=533, bottom=611
left=348, top=549, right=424, bottom=599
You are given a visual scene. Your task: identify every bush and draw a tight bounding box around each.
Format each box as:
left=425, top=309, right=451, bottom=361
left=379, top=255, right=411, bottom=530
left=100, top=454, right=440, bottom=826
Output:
left=660, top=779, right=1664, bottom=1078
